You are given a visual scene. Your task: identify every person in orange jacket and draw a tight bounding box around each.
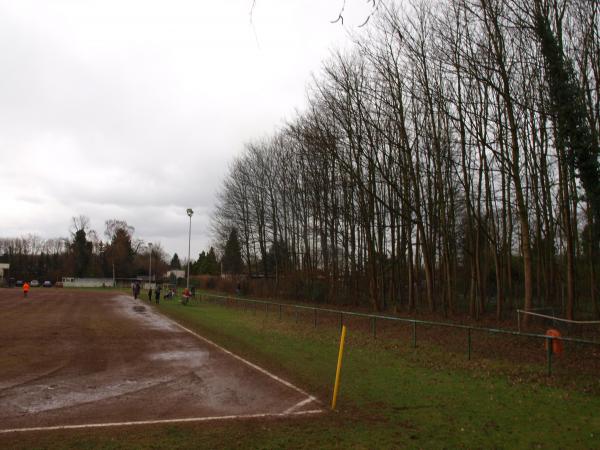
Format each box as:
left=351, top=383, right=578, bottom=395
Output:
left=23, top=282, right=30, bottom=298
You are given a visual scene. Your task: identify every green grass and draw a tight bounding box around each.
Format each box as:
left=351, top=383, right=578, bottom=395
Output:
left=156, top=300, right=600, bottom=448
left=4, top=298, right=600, bottom=449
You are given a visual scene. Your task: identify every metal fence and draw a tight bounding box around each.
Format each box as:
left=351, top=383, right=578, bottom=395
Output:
left=185, top=292, right=600, bottom=377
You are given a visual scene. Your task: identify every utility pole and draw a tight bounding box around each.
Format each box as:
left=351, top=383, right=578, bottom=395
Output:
left=148, top=242, right=153, bottom=289
left=186, top=208, right=194, bottom=290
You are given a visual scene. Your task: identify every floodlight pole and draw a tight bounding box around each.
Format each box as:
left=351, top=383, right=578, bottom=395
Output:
left=148, top=242, right=152, bottom=289
left=186, top=208, right=194, bottom=290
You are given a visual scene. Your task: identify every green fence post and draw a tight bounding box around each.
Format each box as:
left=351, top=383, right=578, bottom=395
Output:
left=412, top=321, right=417, bottom=348
left=546, top=336, right=553, bottom=376
left=467, top=328, right=472, bottom=361
left=372, top=317, right=377, bottom=339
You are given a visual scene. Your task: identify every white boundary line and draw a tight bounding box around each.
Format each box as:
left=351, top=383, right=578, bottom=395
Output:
left=173, top=321, right=319, bottom=404
left=283, top=398, right=315, bottom=414
left=128, top=294, right=319, bottom=404
left=0, top=410, right=323, bottom=434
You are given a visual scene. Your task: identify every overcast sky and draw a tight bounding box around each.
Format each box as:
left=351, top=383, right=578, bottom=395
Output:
left=0, top=0, right=373, bottom=260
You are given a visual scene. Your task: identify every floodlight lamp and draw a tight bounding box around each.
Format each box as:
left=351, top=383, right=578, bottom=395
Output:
left=187, top=208, right=194, bottom=217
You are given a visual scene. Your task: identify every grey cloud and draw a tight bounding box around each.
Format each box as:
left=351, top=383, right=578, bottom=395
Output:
left=0, top=0, right=372, bottom=258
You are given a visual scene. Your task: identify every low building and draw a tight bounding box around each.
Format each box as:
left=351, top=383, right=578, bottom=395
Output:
left=62, top=277, right=115, bottom=288
left=165, top=270, right=185, bottom=280
left=0, top=263, right=9, bottom=282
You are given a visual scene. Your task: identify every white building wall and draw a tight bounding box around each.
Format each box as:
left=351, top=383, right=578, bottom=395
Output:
left=62, top=278, right=115, bottom=288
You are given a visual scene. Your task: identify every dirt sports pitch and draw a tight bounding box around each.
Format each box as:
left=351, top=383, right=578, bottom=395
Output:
left=0, top=289, right=321, bottom=434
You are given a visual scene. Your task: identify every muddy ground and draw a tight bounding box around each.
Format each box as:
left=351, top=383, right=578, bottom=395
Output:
left=0, top=289, right=320, bottom=432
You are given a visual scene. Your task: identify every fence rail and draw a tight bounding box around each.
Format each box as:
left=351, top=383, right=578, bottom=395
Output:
left=188, top=292, right=600, bottom=376
left=517, top=308, right=600, bottom=332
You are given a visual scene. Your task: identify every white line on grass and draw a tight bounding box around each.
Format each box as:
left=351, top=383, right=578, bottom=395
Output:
left=173, top=321, right=320, bottom=408
left=283, top=397, right=316, bottom=414
left=0, top=410, right=323, bottom=434
left=125, top=294, right=320, bottom=410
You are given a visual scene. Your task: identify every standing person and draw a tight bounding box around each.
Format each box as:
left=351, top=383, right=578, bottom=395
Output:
left=148, top=285, right=153, bottom=301
left=23, top=282, right=30, bottom=298
left=134, top=282, right=140, bottom=299
left=131, top=282, right=136, bottom=298
left=155, top=285, right=161, bottom=304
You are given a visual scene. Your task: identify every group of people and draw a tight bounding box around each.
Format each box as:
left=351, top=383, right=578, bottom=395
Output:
left=131, top=281, right=175, bottom=304
left=19, top=280, right=183, bottom=303
left=146, top=284, right=163, bottom=304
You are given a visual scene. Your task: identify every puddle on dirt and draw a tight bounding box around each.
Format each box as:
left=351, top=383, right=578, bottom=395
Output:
left=113, top=295, right=180, bottom=332
left=5, top=376, right=174, bottom=414
left=149, top=350, right=209, bottom=365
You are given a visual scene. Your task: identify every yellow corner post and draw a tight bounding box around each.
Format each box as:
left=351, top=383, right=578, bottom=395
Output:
left=331, top=325, right=347, bottom=410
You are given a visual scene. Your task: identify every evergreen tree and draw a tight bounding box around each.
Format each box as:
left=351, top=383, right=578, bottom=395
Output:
left=170, top=253, right=182, bottom=269
left=192, top=249, right=219, bottom=275
left=205, top=247, right=219, bottom=275
left=534, top=6, right=600, bottom=246
left=194, top=251, right=207, bottom=274
left=71, top=229, right=92, bottom=277
left=222, top=228, right=243, bottom=274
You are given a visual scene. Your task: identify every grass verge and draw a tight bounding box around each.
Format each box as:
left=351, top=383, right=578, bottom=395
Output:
left=157, top=300, right=600, bottom=448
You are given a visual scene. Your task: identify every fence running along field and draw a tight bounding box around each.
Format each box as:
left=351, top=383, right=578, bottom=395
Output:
left=180, top=293, right=600, bottom=377
left=517, top=308, right=600, bottom=333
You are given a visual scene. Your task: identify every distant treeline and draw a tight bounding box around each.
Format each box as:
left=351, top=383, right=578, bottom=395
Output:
left=0, top=216, right=169, bottom=282
left=0, top=216, right=245, bottom=283
left=213, top=0, right=600, bottom=320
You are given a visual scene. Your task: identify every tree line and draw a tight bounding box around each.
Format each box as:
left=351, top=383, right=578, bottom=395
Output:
left=0, top=215, right=245, bottom=283
left=213, top=0, right=599, bottom=320
left=0, top=216, right=170, bottom=282
left=191, top=229, right=244, bottom=276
